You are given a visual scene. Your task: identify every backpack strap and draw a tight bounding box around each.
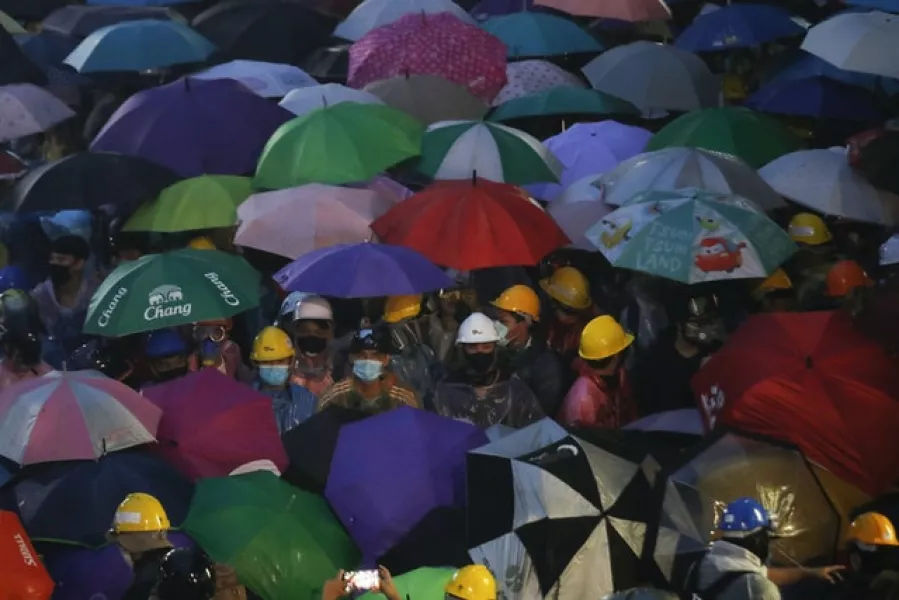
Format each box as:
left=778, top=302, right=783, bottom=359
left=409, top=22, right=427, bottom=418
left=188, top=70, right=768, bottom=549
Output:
left=699, top=570, right=756, bottom=599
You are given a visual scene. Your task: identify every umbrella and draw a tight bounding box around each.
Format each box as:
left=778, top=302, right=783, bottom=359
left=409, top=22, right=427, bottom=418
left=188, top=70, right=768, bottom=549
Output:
left=351, top=174, right=414, bottom=203
left=0, top=370, right=161, bottom=465
left=359, top=567, right=456, bottom=600
left=489, top=87, right=638, bottom=121
left=467, top=419, right=654, bottom=598
left=325, top=407, right=488, bottom=561
left=192, top=59, right=318, bottom=98
left=0, top=10, right=22, bottom=34
left=278, top=82, right=383, bottom=117
left=418, top=120, right=562, bottom=185
left=42, top=5, right=182, bottom=38
left=3, top=451, right=193, bottom=547
left=0, top=83, right=74, bottom=142
left=854, top=130, right=899, bottom=194
left=492, top=59, right=586, bottom=106
left=801, top=11, right=899, bottom=79
left=184, top=471, right=360, bottom=600
left=547, top=189, right=611, bottom=250
left=143, top=368, right=288, bottom=480
left=347, top=12, right=508, bottom=104
left=83, top=248, right=261, bottom=336
left=471, top=0, right=536, bottom=18
left=372, top=178, right=569, bottom=270
left=234, top=183, right=397, bottom=259
left=335, top=0, right=476, bottom=41
left=64, top=19, right=215, bottom=73
left=525, top=121, right=651, bottom=201
left=586, top=188, right=797, bottom=283
left=746, top=76, right=883, bottom=122
left=5, top=152, right=180, bottom=212
left=765, top=48, right=899, bottom=93
left=675, top=3, right=805, bottom=52
left=480, top=12, right=603, bottom=58
left=692, top=311, right=899, bottom=496
left=646, top=107, right=801, bottom=169
left=0, top=511, right=54, bottom=599
left=598, top=147, right=785, bottom=210
left=14, top=32, right=87, bottom=93
left=0, top=27, right=46, bottom=86
left=759, top=147, right=898, bottom=224
left=845, top=0, right=899, bottom=11
left=303, top=43, right=350, bottom=83
left=274, top=242, right=453, bottom=297
left=535, top=0, right=670, bottom=21
left=364, top=74, right=488, bottom=125
left=624, top=408, right=704, bottom=435
left=254, top=103, right=424, bottom=190
left=123, top=175, right=253, bottom=232
left=2, top=0, right=68, bottom=21
left=90, top=77, right=292, bottom=178
left=581, top=41, right=719, bottom=113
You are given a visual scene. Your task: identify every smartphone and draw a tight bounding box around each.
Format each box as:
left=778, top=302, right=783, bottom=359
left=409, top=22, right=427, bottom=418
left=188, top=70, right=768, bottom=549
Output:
left=343, top=569, right=380, bottom=592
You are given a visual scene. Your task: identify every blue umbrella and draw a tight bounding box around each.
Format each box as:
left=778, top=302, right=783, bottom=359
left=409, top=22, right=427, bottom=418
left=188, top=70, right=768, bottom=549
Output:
left=765, top=49, right=899, bottom=95
left=844, top=0, right=899, bottom=12
left=64, top=19, right=214, bottom=73
left=88, top=0, right=194, bottom=5
left=746, top=76, right=883, bottom=121
left=14, top=31, right=87, bottom=88
left=675, top=3, right=805, bottom=52
left=274, top=243, right=454, bottom=298
left=480, top=12, right=602, bottom=58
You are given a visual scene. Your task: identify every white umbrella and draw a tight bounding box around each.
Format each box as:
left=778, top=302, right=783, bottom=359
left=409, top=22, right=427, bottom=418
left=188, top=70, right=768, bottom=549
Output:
left=192, top=60, right=317, bottom=97
left=547, top=183, right=611, bottom=250
left=599, top=147, right=785, bottom=211
left=801, top=11, right=899, bottom=79
left=759, top=147, right=899, bottom=225
left=880, top=234, right=899, bottom=267
left=581, top=41, right=719, bottom=112
left=334, top=0, right=476, bottom=41
left=278, top=83, right=383, bottom=117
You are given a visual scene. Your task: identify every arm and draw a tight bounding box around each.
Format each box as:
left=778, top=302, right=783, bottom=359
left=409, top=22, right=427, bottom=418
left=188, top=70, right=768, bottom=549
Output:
left=768, top=566, right=845, bottom=586
left=557, top=377, right=599, bottom=428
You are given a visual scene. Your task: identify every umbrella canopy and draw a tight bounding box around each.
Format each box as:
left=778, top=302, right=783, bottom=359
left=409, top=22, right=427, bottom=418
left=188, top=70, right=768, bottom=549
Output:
left=278, top=82, right=383, bottom=117
left=582, top=41, right=719, bottom=113
left=335, top=0, right=476, bottom=41
left=801, top=11, right=899, bottom=79
left=3, top=451, right=193, bottom=547
left=765, top=48, right=897, bottom=93
left=693, top=311, right=899, bottom=496
left=675, top=3, right=805, bottom=52
left=467, top=419, right=653, bottom=598
left=64, top=19, right=214, bottom=72
left=372, top=178, right=570, bottom=270
left=83, top=248, right=261, bottom=336
left=624, top=408, right=704, bottom=435
left=747, top=76, right=883, bottom=122
left=42, top=5, right=181, bottom=37
left=364, top=74, right=488, bottom=125
left=0, top=370, right=160, bottom=465
left=535, top=0, right=670, bottom=21
left=598, top=147, right=785, bottom=210
left=586, top=188, right=797, bottom=283
left=647, top=107, right=801, bottom=169
left=481, top=12, right=603, bottom=58
left=0, top=27, right=46, bottom=87
left=192, top=59, right=318, bottom=98
left=347, top=12, right=508, bottom=104
left=123, top=175, right=253, bottom=232
left=14, top=31, right=88, bottom=94
left=492, top=59, right=586, bottom=106
left=0, top=511, right=54, bottom=599
left=0, top=83, right=74, bottom=142
left=489, top=87, right=638, bottom=121
left=325, top=407, right=488, bottom=560
left=143, top=368, right=289, bottom=480
left=91, top=77, right=292, bottom=178
left=274, top=242, right=453, bottom=297
left=184, top=471, right=360, bottom=600
left=234, top=183, right=397, bottom=259
left=546, top=175, right=610, bottom=250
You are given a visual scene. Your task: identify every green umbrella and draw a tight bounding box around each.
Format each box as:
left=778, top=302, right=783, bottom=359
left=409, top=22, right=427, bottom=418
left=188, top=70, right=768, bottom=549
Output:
left=488, top=88, right=638, bottom=122
left=359, top=567, right=457, bottom=600
left=184, top=472, right=360, bottom=600
left=646, top=107, right=802, bottom=168
left=254, top=103, right=425, bottom=190
left=83, top=248, right=261, bottom=336
left=584, top=188, right=797, bottom=284
left=123, top=175, right=253, bottom=232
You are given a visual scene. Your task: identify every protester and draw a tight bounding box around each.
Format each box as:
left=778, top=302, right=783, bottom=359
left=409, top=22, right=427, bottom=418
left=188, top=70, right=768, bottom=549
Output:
left=0, top=288, right=51, bottom=390
left=107, top=493, right=175, bottom=600
left=829, top=513, right=899, bottom=599
left=382, top=293, right=440, bottom=403
left=151, top=548, right=217, bottom=600
left=251, top=325, right=318, bottom=432
left=141, top=329, right=191, bottom=387
left=188, top=318, right=251, bottom=381
left=539, top=266, right=598, bottom=367
left=280, top=293, right=336, bottom=396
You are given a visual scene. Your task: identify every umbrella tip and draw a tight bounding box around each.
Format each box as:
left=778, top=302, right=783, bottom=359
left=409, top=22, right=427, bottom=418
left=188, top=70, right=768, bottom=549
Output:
left=471, top=170, right=477, bottom=186
left=805, top=356, right=813, bottom=369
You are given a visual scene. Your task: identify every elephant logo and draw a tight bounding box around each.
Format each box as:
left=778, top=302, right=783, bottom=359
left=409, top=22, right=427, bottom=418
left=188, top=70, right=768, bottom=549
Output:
left=144, top=285, right=192, bottom=322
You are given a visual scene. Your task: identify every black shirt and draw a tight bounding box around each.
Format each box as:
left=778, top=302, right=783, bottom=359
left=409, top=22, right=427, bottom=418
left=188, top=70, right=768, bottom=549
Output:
left=122, top=548, right=172, bottom=600
left=632, top=329, right=703, bottom=417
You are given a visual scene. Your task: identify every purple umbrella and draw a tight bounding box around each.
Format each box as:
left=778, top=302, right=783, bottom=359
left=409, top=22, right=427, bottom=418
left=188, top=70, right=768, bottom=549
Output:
left=90, top=77, right=293, bottom=177
left=273, top=242, right=453, bottom=298
left=324, top=407, right=488, bottom=561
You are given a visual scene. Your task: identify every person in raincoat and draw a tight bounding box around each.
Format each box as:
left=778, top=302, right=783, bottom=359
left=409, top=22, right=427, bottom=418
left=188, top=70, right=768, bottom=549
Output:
left=280, top=293, right=336, bottom=396
left=429, top=287, right=476, bottom=362
left=540, top=266, right=599, bottom=370
left=141, top=329, right=191, bottom=387
left=108, top=493, right=176, bottom=600
left=251, top=326, right=317, bottom=433
left=826, top=513, right=899, bottom=599
left=0, top=289, right=51, bottom=390
left=557, top=315, right=637, bottom=429
left=188, top=318, right=252, bottom=382
left=382, top=294, right=440, bottom=405
left=785, top=213, right=840, bottom=309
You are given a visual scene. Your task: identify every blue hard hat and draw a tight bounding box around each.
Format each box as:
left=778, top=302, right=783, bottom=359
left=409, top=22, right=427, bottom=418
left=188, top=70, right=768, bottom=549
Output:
left=719, top=497, right=771, bottom=535
left=145, top=329, right=187, bottom=359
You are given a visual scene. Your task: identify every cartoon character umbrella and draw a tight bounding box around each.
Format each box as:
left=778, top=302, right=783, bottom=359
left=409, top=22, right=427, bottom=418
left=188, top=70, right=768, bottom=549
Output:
left=0, top=510, right=54, bottom=599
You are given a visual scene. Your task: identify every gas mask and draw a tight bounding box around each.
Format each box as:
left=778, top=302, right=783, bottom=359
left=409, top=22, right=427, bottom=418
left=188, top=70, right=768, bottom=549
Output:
left=681, top=316, right=726, bottom=351
left=193, top=325, right=226, bottom=368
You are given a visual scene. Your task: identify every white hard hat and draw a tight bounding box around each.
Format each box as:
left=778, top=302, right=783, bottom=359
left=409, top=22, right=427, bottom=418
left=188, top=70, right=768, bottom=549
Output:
left=456, top=312, right=500, bottom=344
left=294, top=295, right=333, bottom=321
left=881, top=234, right=899, bottom=267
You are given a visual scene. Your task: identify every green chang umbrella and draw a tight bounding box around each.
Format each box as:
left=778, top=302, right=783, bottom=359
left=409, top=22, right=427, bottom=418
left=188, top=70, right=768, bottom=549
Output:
left=83, top=249, right=261, bottom=336
left=359, top=567, right=457, bottom=600
left=488, top=87, right=639, bottom=122
left=584, top=188, right=797, bottom=284
left=183, top=471, right=360, bottom=600
left=646, top=107, right=802, bottom=168
left=254, top=103, right=425, bottom=190
left=123, top=175, right=253, bottom=232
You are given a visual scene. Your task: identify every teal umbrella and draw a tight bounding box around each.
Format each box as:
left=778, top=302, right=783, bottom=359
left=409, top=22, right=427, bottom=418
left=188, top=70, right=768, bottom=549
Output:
left=480, top=12, right=603, bottom=58
left=489, top=87, right=639, bottom=121
left=585, top=188, right=797, bottom=284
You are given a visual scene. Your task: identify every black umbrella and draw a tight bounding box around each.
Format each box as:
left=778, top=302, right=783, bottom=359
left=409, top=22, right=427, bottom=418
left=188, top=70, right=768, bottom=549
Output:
left=6, top=152, right=181, bottom=212
left=302, top=42, right=349, bottom=83
left=0, top=27, right=46, bottom=86
left=192, top=0, right=338, bottom=65
left=0, top=0, right=68, bottom=22
left=41, top=5, right=181, bottom=38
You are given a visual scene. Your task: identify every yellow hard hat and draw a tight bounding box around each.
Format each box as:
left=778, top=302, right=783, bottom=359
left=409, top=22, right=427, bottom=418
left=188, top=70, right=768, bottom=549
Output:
left=187, top=236, right=216, bottom=250
left=788, top=213, right=832, bottom=246
left=250, top=326, right=295, bottom=361
left=579, top=315, right=634, bottom=361
left=848, top=512, right=899, bottom=547
left=111, top=493, right=171, bottom=534
left=539, top=266, right=592, bottom=310
left=491, top=285, right=540, bottom=321
left=384, top=294, right=422, bottom=324
left=756, top=269, right=793, bottom=293
left=444, top=565, right=497, bottom=600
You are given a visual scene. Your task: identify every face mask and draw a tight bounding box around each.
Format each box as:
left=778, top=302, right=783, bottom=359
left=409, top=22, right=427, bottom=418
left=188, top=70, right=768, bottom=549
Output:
left=353, top=359, right=383, bottom=382
left=493, top=321, right=510, bottom=347
left=258, top=364, right=290, bottom=387
left=49, top=264, right=71, bottom=286
left=465, top=351, right=495, bottom=374
left=295, top=336, right=327, bottom=356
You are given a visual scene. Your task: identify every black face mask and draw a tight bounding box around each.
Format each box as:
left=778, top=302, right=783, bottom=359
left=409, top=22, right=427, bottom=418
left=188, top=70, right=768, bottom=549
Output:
left=295, top=336, right=328, bottom=355
left=465, top=351, right=495, bottom=375
left=49, top=264, right=71, bottom=286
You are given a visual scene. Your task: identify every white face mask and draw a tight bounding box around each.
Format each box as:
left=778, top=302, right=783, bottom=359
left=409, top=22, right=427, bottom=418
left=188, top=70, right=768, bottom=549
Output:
left=493, top=320, right=510, bottom=347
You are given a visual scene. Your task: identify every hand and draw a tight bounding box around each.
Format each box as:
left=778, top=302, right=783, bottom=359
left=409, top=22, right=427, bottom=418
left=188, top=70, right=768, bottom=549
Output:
left=813, top=565, right=846, bottom=584
left=321, top=570, right=348, bottom=600
left=379, top=565, right=401, bottom=600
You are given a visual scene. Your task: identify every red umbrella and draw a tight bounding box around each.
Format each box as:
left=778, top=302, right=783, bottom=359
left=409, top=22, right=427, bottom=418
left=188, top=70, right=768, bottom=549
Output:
left=692, top=311, right=899, bottom=496
left=371, top=178, right=569, bottom=270
left=347, top=12, right=507, bottom=104
left=0, top=510, right=53, bottom=600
